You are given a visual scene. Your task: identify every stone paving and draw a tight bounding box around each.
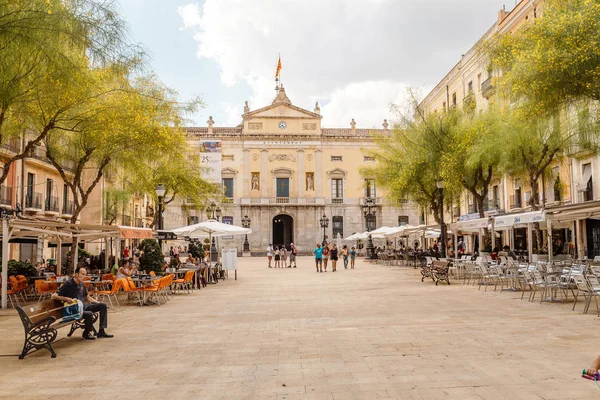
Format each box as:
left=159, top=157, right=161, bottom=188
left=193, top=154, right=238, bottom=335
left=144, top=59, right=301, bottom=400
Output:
left=0, top=257, right=598, bottom=399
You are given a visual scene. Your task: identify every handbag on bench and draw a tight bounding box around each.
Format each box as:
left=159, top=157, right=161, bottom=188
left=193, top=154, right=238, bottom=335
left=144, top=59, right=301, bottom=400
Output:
left=62, top=300, right=83, bottom=322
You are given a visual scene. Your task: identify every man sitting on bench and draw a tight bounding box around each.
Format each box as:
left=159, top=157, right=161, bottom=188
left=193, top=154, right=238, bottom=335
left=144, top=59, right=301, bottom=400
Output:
left=52, top=265, right=114, bottom=340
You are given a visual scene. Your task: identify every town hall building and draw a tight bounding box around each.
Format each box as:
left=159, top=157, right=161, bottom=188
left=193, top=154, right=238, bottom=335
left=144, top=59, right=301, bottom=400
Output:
left=163, top=86, right=419, bottom=254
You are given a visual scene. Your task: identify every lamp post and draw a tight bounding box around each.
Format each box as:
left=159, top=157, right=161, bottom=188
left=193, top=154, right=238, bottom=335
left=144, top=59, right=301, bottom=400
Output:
left=319, top=213, right=329, bottom=246
left=363, top=197, right=377, bottom=259
left=155, top=183, right=165, bottom=250
left=436, top=181, right=447, bottom=258
left=241, top=214, right=251, bottom=252
left=205, top=202, right=221, bottom=262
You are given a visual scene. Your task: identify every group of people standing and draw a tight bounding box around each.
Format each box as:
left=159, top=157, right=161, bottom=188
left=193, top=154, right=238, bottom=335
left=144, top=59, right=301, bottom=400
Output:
left=313, top=243, right=356, bottom=273
left=266, top=243, right=298, bottom=268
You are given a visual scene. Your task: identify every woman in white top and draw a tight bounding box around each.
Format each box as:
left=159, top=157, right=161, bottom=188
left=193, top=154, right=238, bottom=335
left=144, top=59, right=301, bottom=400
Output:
left=267, top=244, right=274, bottom=268
left=116, top=260, right=137, bottom=280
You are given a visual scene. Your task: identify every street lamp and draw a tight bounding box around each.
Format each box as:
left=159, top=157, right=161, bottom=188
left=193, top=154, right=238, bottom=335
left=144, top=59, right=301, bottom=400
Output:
left=205, top=201, right=222, bottom=221
left=362, top=197, right=377, bottom=259
left=319, top=213, right=329, bottom=246
left=205, top=201, right=221, bottom=262
left=436, top=180, right=447, bottom=258
left=241, top=214, right=251, bottom=252
left=155, top=183, right=165, bottom=249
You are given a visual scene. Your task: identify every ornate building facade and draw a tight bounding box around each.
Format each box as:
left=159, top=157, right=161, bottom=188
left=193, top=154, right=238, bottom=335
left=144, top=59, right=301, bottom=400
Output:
left=163, top=87, right=418, bottom=254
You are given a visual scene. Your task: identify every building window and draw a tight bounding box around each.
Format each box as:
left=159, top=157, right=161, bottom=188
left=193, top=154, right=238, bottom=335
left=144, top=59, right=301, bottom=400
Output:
left=398, top=216, right=409, bottom=226
left=222, top=178, right=234, bottom=198
left=583, top=163, right=593, bottom=201
left=276, top=178, right=289, bottom=198
left=492, top=185, right=499, bottom=208
left=331, top=156, right=343, bottom=161
left=365, top=179, right=376, bottom=198
left=468, top=81, right=473, bottom=94
left=26, top=173, right=34, bottom=207
left=331, top=178, right=343, bottom=200
left=477, top=73, right=482, bottom=91
left=187, top=216, right=199, bottom=225
left=332, top=216, right=343, bottom=239
left=46, top=179, right=53, bottom=200
left=363, top=156, right=375, bottom=162
left=452, top=93, right=457, bottom=107
left=442, top=101, right=446, bottom=111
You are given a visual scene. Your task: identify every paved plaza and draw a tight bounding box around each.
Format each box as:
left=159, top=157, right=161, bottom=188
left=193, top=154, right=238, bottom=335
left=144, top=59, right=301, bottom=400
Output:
left=0, top=257, right=598, bottom=399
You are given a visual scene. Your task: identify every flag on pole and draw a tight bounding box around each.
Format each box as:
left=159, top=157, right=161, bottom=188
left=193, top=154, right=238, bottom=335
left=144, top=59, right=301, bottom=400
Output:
left=275, top=55, right=282, bottom=80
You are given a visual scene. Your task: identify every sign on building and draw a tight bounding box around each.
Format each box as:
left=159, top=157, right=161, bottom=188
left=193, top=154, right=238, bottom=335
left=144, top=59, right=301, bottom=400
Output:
left=199, top=140, right=222, bottom=184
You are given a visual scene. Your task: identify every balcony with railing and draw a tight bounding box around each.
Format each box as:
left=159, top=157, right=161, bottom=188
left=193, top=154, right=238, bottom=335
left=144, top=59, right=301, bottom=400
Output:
left=481, top=77, right=495, bottom=99
left=25, top=192, right=43, bottom=210
left=62, top=200, right=75, bottom=215
left=134, top=218, right=143, bottom=228
left=0, top=186, right=12, bottom=206
left=122, top=215, right=131, bottom=226
left=467, top=199, right=500, bottom=214
left=1, top=139, right=20, bottom=153
left=330, top=197, right=344, bottom=204
left=580, top=187, right=594, bottom=202
left=44, top=196, right=59, bottom=213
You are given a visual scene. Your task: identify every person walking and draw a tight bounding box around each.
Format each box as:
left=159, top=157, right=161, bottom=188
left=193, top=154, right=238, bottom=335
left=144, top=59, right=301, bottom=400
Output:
left=322, top=243, right=330, bottom=272
left=330, top=244, right=339, bottom=272
left=289, top=243, right=297, bottom=268
left=267, top=243, right=274, bottom=268
left=314, top=243, right=323, bottom=272
left=281, top=246, right=289, bottom=268
left=350, top=247, right=357, bottom=269
left=342, top=245, right=349, bottom=269
left=274, top=246, right=281, bottom=268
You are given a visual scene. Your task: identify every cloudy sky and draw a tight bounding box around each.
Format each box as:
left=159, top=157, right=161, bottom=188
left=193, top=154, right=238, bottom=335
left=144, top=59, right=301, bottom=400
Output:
left=118, top=0, right=510, bottom=128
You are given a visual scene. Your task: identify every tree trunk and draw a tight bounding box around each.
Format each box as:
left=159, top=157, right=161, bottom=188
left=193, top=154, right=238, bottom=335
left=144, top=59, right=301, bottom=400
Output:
left=529, top=174, right=543, bottom=253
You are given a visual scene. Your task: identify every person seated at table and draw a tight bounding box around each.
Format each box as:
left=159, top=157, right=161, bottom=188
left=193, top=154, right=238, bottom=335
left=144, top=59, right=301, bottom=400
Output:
left=116, top=260, right=137, bottom=279
left=35, top=262, right=46, bottom=275
left=585, top=355, right=600, bottom=377
left=186, top=253, right=195, bottom=264
left=490, top=247, right=499, bottom=260
left=502, top=245, right=517, bottom=260
left=51, top=266, right=113, bottom=340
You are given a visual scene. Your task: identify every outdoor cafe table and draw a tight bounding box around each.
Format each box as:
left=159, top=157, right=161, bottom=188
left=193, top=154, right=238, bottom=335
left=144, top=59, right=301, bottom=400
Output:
left=130, top=276, right=162, bottom=305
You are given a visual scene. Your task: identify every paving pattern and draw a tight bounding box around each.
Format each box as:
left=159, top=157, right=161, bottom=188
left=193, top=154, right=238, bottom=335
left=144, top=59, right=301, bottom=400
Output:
left=0, top=257, right=598, bottom=399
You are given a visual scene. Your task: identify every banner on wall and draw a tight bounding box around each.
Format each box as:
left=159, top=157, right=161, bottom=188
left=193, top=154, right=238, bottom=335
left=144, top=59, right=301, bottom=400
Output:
left=221, top=216, right=233, bottom=239
left=199, top=140, right=222, bottom=184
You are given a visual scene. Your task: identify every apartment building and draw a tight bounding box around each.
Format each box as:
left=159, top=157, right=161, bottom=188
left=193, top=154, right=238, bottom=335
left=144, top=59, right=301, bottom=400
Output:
left=419, top=0, right=600, bottom=259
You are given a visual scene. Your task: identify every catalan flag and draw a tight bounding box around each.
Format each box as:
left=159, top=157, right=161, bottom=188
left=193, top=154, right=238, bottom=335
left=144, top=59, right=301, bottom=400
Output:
left=275, top=55, right=282, bottom=80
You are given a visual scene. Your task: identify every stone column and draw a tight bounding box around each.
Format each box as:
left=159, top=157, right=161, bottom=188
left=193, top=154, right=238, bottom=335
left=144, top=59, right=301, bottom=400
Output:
left=297, top=149, right=304, bottom=198
left=261, top=149, right=268, bottom=197
left=315, top=149, right=323, bottom=197
left=243, top=149, right=250, bottom=197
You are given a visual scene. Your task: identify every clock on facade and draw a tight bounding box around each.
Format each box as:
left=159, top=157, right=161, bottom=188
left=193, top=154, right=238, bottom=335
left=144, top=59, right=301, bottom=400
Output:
left=279, top=121, right=287, bottom=129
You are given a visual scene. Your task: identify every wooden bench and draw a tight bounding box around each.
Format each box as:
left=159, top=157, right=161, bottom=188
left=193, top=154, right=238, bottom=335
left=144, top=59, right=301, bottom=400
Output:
left=16, top=299, right=97, bottom=359
left=431, top=260, right=451, bottom=286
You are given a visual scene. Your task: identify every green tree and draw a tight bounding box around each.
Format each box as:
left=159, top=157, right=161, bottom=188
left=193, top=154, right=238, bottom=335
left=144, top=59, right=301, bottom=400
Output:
left=0, top=0, right=139, bottom=186
left=45, top=72, right=199, bottom=266
left=138, top=239, right=164, bottom=274
left=441, top=107, right=502, bottom=219
left=489, top=0, right=600, bottom=115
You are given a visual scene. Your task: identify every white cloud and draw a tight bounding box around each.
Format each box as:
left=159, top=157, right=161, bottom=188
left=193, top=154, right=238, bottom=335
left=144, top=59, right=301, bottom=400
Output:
left=177, top=3, right=202, bottom=30
left=178, top=0, right=505, bottom=127
left=220, top=101, right=243, bottom=126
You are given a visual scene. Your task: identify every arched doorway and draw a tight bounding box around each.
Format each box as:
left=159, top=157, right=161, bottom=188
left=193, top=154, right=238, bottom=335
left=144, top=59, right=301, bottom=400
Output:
left=273, top=214, right=293, bottom=248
